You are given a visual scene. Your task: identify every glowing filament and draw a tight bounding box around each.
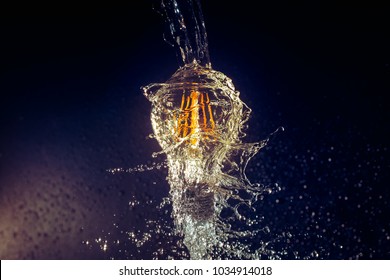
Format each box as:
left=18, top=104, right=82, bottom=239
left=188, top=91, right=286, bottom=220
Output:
left=175, top=90, right=216, bottom=146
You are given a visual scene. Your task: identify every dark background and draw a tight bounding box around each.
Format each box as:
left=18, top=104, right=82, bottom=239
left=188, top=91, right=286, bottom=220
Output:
left=0, top=1, right=388, bottom=259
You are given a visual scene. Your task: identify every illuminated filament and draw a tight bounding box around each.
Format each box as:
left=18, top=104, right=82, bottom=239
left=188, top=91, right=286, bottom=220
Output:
left=175, top=90, right=216, bottom=146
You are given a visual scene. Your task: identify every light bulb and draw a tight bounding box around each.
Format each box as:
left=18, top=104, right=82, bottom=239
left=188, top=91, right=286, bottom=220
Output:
left=144, top=62, right=253, bottom=216
left=143, top=62, right=260, bottom=258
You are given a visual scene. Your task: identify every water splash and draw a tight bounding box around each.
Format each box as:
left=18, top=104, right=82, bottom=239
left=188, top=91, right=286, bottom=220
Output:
left=143, top=60, right=282, bottom=259
left=139, top=0, right=283, bottom=259
left=98, top=0, right=287, bottom=259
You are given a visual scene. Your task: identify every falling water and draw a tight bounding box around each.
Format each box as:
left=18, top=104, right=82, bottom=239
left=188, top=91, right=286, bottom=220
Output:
left=160, top=0, right=211, bottom=67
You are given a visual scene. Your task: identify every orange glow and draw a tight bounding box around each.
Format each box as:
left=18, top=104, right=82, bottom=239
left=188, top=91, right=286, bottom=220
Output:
left=175, top=90, right=215, bottom=145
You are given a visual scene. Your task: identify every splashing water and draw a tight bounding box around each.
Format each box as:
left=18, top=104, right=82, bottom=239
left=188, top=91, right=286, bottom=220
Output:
left=140, top=0, right=284, bottom=259
left=100, top=0, right=289, bottom=260
left=143, top=62, right=274, bottom=259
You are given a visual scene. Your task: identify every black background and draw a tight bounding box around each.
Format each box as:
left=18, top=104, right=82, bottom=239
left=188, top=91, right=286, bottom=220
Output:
left=0, top=1, right=389, bottom=259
